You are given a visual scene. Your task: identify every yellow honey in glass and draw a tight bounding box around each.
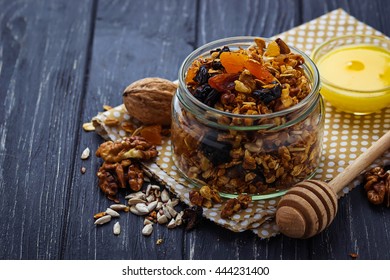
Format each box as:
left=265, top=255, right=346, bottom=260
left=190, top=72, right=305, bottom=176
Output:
left=311, top=35, right=390, bottom=115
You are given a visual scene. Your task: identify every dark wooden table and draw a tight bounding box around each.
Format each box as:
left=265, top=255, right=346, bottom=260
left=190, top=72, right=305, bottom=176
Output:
left=0, top=0, right=389, bottom=260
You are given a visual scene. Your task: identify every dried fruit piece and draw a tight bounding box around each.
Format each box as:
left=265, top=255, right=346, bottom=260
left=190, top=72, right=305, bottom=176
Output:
left=208, top=73, right=239, bottom=92
left=182, top=206, right=203, bottom=231
left=253, top=84, right=282, bottom=104
left=199, top=131, right=232, bottom=166
left=220, top=51, right=248, bottom=73
left=193, top=84, right=220, bottom=107
left=264, top=40, right=280, bottom=56
left=194, top=65, right=209, bottom=84
left=140, top=125, right=162, bottom=145
left=244, top=59, right=275, bottom=83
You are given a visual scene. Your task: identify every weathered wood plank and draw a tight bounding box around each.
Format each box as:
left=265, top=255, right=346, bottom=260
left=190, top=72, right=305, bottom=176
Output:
left=62, top=0, right=196, bottom=259
left=0, top=0, right=94, bottom=259
left=197, top=0, right=301, bottom=46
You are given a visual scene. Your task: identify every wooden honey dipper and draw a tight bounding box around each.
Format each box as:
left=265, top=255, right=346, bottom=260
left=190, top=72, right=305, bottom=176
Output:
left=276, top=130, right=390, bottom=239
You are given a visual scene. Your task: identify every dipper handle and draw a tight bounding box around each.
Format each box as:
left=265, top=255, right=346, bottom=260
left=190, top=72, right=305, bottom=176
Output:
left=329, top=130, right=390, bottom=193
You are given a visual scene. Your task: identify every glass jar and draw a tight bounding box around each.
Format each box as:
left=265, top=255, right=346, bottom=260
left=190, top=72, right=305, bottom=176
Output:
left=171, top=36, right=324, bottom=199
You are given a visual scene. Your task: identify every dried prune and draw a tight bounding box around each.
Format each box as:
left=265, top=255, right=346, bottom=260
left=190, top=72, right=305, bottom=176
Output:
left=211, top=60, right=223, bottom=70
left=194, top=65, right=209, bottom=85
left=199, top=131, right=232, bottom=166
left=208, top=73, right=239, bottom=92
left=182, top=205, right=203, bottom=231
left=193, top=84, right=220, bottom=107
left=252, top=84, right=282, bottom=104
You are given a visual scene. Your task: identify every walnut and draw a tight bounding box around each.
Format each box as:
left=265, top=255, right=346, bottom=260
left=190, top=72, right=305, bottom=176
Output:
left=220, top=194, right=252, bottom=219
left=95, top=137, right=158, bottom=201
left=221, top=198, right=241, bottom=219
left=189, top=190, right=204, bottom=207
left=96, top=136, right=158, bottom=163
left=128, top=162, right=144, bottom=191
left=123, top=77, right=177, bottom=126
left=199, top=185, right=222, bottom=204
left=364, top=166, right=390, bottom=207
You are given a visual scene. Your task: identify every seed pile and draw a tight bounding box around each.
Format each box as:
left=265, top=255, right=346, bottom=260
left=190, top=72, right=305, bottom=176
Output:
left=93, top=182, right=185, bottom=237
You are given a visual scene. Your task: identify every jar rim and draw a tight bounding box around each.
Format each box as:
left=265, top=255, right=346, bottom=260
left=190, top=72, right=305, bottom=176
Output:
left=178, top=36, right=321, bottom=119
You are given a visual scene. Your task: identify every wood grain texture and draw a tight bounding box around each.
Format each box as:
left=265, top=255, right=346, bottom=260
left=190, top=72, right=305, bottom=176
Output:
left=62, top=0, right=196, bottom=260
left=0, top=0, right=94, bottom=259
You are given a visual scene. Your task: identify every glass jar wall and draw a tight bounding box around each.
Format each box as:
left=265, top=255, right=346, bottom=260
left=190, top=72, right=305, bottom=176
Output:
left=171, top=37, right=324, bottom=199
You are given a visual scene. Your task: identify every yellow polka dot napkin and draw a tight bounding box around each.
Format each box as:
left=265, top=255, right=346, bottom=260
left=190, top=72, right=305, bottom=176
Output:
left=91, top=9, right=390, bottom=238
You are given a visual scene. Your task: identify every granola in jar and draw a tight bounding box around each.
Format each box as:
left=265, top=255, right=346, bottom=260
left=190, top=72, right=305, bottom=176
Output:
left=171, top=37, right=324, bottom=198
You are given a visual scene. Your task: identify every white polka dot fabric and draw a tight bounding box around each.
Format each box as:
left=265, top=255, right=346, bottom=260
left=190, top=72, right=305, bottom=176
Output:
left=92, top=9, right=389, bottom=239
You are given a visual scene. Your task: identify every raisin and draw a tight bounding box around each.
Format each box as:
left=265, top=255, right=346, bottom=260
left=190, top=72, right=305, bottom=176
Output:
left=194, top=65, right=209, bottom=85
left=193, top=84, right=220, bottom=107
left=199, top=131, right=232, bottom=166
left=252, top=84, right=282, bottom=104
left=209, top=46, right=231, bottom=58
left=182, top=205, right=203, bottom=231
left=211, top=60, right=223, bottom=70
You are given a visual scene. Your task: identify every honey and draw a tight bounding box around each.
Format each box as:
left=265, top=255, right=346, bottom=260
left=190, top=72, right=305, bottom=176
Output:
left=315, top=44, right=390, bottom=114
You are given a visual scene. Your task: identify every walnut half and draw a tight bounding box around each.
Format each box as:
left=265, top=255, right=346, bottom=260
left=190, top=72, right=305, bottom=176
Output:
left=364, top=166, right=390, bottom=207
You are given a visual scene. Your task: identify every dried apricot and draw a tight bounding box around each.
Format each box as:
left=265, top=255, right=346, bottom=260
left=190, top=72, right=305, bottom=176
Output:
left=140, top=125, right=162, bottom=145
left=244, top=59, right=275, bottom=83
left=220, top=52, right=248, bottom=73
left=185, top=64, right=199, bottom=84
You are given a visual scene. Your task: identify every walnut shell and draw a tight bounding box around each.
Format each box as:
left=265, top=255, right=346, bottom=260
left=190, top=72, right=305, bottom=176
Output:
left=123, top=77, right=177, bottom=126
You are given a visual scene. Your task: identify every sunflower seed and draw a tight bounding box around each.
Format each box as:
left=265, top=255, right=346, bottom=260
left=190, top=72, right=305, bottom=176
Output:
left=144, top=176, right=150, bottom=182
left=146, top=184, right=152, bottom=196
left=151, top=185, right=161, bottom=190
left=144, top=218, right=154, bottom=225
left=167, top=219, right=176, bottom=229
left=113, top=222, right=121, bottom=235
left=142, top=224, right=153, bottom=236
left=130, top=206, right=142, bottom=215
left=82, top=122, right=95, bottom=131
left=106, top=208, right=120, bottom=218
left=167, top=198, right=179, bottom=208
left=166, top=205, right=177, bottom=218
left=94, top=215, right=111, bottom=225
left=128, top=198, right=146, bottom=205
left=135, top=203, right=149, bottom=215
left=156, top=202, right=163, bottom=211
left=125, top=191, right=145, bottom=200
left=146, top=194, right=155, bottom=203
left=147, top=201, right=158, bottom=212
left=81, top=147, right=90, bottom=160
left=161, top=189, right=170, bottom=202
left=163, top=206, right=172, bottom=219
left=175, top=211, right=183, bottom=226
left=157, top=214, right=168, bottom=224
left=110, top=204, right=128, bottom=211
